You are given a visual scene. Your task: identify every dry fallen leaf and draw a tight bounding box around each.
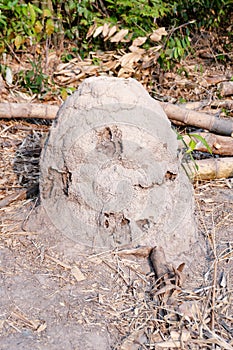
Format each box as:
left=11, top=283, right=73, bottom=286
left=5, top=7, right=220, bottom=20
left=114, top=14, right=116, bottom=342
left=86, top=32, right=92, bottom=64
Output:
left=119, top=52, right=142, bottom=67
left=116, top=246, right=152, bottom=258
left=219, top=271, right=227, bottom=288
left=106, top=25, right=117, bottom=40
left=129, top=46, right=145, bottom=54
left=110, top=29, right=129, bottom=43
left=93, top=26, right=104, bottom=38
left=86, top=23, right=97, bottom=39
left=37, top=322, right=47, bottom=333
left=132, top=36, right=147, bottom=47
left=102, top=22, right=110, bottom=37
left=150, top=27, right=168, bottom=42
left=120, top=330, right=147, bottom=350
left=118, top=66, right=135, bottom=78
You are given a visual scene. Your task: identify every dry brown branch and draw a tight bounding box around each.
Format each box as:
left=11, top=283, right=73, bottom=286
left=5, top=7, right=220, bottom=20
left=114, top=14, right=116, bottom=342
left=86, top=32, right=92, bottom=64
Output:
left=183, top=157, right=233, bottom=180
left=0, top=102, right=58, bottom=120
left=150, top=247, right=170, bottom=279
left=0, top=185, right=38, bottom=209
left=178, top=132, right=233, bottom=155
left=160, top=102, right=233, bottom=136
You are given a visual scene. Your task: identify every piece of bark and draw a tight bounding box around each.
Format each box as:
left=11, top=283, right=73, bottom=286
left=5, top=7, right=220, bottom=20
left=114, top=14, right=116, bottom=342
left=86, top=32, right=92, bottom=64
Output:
left=150, top=246, right=170, bottom=279
left=116, top=246, right=153, bottom=258
left=178, top=132, right=233, bottom=156
left=0, top=102, right=58, bottom=119
left=219, top=81, right=233, bottom=97
left=160, top=102, right=233, bottom=136
left=183, top=157, right=233, bottom=180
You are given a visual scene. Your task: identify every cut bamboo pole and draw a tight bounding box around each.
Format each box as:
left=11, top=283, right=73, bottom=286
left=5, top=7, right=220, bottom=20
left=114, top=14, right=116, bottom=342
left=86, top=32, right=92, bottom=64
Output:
left=160, top=102, right=233, bottom=136
left=183, top=157, right=233, bottom=180
left=0, top=102, right=58, bottom=120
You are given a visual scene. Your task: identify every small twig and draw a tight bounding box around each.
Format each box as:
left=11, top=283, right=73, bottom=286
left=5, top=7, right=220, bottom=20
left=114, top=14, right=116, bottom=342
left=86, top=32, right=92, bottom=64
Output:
left=210, top=212, right=218, bottom=339
left=21, top=196, right=38, bottom=231
left=164, top=20, right=196, bottom=49
left=102, top=258, right=129, bottom=285
left=44, top=253, right=71, bottom=270
left=3, top=40, right=20, bottom=63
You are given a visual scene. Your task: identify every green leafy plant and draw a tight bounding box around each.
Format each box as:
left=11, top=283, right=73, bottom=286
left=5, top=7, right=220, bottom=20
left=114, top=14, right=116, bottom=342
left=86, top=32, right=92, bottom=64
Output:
left=0, top=1, right=43, bottom=49
left=166, top=0, right=232, bottom=29
left=0, top=0, right=231, bottom=67
left=100, top=0, right=173, bottom=37
left=177, top=132, right=212, bottom=170
left=185, top=133, right=212, bottom=154
left=0, top=0, right=58, bottom=50
left=16, top=58, right=49, bottom=94
left=158, top=33, right=191, bottom=70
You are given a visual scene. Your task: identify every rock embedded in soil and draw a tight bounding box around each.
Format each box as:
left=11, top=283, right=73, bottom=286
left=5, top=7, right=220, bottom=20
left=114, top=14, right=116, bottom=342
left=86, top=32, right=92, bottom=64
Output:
left=40, top=76, right=197, bottom=264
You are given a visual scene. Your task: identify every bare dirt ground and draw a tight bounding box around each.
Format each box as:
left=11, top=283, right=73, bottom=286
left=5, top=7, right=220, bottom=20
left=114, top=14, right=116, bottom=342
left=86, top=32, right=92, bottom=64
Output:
left=0, top=41, right=233, bottom=349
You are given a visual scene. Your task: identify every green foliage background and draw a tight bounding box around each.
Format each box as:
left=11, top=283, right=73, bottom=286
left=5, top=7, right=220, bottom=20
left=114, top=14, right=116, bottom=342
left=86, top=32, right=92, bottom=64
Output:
left=0, top=0, right=231, bottom=53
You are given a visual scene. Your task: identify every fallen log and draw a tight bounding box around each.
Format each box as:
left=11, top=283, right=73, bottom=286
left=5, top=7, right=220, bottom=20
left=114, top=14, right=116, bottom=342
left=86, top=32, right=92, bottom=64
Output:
left=1, top=101, right=233, bottom=137
left=183, top=157, right=233, bottom=180
left=160, top=102, right=233, bottom=137
left=178, top=132, right=233, bottom=156
left=0, top=102, right=58, bottom=120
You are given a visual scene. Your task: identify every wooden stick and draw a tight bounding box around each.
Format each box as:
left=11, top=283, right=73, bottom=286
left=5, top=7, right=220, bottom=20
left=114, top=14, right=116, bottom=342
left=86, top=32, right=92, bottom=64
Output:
left=0, top=103, right=58, bottom=120
left=160, top=102, right=233, bottom=136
